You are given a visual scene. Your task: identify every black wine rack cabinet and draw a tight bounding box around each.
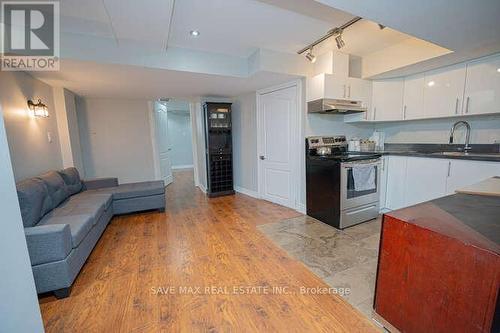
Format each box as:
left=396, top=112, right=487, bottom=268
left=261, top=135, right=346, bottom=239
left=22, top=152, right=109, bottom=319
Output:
left=203, top=102, right=235, bottom=197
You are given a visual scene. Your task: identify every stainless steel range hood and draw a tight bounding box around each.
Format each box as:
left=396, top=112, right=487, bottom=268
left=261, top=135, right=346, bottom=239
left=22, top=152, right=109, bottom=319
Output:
left=308, top=98, right=367, bottom=114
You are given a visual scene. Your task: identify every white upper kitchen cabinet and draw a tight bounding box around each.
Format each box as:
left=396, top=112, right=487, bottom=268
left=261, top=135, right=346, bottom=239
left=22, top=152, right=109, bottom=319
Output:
left=371, top=79, right=404, bottom=121
left=385, top=156, right=407, bottom=210
left=404, top=157, right=449, bottom=206
left=307, top=73, right=347, bottom=101
left=446, top=159, right=500, bottom=194
left=463, top=54, right=500, bottom=115
left=403, top=74, right=425, bottom=120
left=307, top=74, right=372, bottom=110
left=423, top=64, right=466, bottom=118
left=347, top=77, right=372, bottom=109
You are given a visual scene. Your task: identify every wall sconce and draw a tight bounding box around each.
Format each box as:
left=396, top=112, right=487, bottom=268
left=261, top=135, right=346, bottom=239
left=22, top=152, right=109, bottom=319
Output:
left=27, top=99, right=49, bottom=118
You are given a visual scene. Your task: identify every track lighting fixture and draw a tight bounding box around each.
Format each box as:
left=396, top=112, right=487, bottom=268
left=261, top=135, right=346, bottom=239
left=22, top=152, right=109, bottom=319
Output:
left=378, top=24, right=386, bottom=30
left=335, top=33, right=345, bottom=49
left=305, top=48, right=317, bottom=63
left=297, top=17, right=361, bottom=56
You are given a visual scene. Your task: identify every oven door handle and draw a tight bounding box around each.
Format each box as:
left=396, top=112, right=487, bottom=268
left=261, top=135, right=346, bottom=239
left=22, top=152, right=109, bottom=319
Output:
left=342, top=159, right=381, bottom=168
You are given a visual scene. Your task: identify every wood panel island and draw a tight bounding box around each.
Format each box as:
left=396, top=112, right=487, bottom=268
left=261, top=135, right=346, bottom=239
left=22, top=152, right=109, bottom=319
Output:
left=374, top=193, right=500, bottom=333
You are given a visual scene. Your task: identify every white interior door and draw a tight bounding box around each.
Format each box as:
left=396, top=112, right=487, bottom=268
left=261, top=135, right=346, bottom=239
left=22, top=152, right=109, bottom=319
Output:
left=154, top=104, right=173, bottom=186
left=258, top=84, right=298, bottom=209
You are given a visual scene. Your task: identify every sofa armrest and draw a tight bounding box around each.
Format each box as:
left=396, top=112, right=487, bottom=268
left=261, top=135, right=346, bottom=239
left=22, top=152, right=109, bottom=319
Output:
left=24, top=224, right=72, bottom=266
left=82, top=177, right=119, bottom=190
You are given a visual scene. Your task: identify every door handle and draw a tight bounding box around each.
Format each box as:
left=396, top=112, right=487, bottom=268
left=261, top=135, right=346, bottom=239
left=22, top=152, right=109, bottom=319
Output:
left=373, top=107, right=377, bottom=120
left=455, top=98, right=459, bottom=114
left=259, top=156, right=265, bottom=160
left=343, top=85, right=346, bottom=98
left=403, top=105, right=407, bottom=119
left=465, top=96, right=470, bottom=114
left=348, top=85, right=351, bottom=98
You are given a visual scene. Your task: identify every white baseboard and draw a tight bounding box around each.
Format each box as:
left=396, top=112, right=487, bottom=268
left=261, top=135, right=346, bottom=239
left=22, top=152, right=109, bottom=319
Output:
left=296, top=203, right=306, bottom=214
left=198, top=184, right=207, bottom=193
left=234, top=186, right=259, bottom=199
left=172, top=164, right=194, bottom=170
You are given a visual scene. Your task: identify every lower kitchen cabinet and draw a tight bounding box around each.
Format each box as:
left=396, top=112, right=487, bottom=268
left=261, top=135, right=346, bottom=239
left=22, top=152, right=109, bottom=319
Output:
left=384, top=156, right=407, bottom=210
left=382, top=156, right=500, bottom=211
left=446, top=159, right=500, bottom=194
left=404, top=157, right=449, bottom=205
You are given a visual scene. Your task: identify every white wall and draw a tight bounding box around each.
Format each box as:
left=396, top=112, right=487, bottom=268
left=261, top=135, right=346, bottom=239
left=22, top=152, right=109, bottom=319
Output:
left=53, top=88, right=84, bottom=172
left=376, top=115, right=500, bottom=144
left=232, top=93, right=258, bottom=192
left=192, top=102, right=207, bottom=190
left=168, top=110, right=193, bottom=168
left=0, top=105, right=44, bottom=333
left=0, top=71, right=63, bottom=181
left=77, top=98, right=156, bottom=183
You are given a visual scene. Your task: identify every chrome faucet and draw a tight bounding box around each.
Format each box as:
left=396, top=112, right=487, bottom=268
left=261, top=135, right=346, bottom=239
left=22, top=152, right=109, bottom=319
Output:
left=449, top=121, right=471, bottom=153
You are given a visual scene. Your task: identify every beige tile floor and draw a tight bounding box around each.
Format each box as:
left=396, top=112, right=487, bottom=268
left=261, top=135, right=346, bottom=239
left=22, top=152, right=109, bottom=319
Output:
left=258, top=215, right=382, bottom=318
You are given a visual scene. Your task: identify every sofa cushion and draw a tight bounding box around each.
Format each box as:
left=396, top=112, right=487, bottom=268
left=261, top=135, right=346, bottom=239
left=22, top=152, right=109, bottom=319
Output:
left=16, top=178, right=53, bottom=227
left=58, top=167, right=82, bottom=195
left=48, top=192, right=112, bottom=225
left=103, top=181, right=165, bottom=200
left=37, top=171, right=69, bottom=208
left=38, top=214, right=94, bottom=248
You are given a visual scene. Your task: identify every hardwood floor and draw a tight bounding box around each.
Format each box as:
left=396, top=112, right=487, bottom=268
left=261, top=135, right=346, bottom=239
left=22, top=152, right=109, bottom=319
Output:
left=39, top=170, right=378, bottom=332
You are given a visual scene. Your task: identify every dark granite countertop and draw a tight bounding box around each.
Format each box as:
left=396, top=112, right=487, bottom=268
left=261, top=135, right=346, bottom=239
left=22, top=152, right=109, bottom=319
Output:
left=386, top=193, right=500, bottom=253
left=351, top=143, right=500, bottom=162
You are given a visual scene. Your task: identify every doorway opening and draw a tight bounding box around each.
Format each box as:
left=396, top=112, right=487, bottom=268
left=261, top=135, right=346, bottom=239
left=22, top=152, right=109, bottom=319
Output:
left=152, top=99, right=195, bottom=187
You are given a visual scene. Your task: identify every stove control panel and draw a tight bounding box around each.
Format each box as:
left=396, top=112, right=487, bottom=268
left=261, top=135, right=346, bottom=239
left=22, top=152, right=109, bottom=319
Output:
left=307, top=136, right=347, bottom=149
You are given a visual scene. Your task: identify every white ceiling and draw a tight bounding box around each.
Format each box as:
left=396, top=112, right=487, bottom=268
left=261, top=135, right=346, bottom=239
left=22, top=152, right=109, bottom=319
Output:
left=31, top=59, right=299, bottom=99
left=167, top=0, right=350, bottom=57
left=31, top=0, right=500, bottom=98
left=60, top=0, right=174, bottom=50
left=315, top=0, right=500, bottom=53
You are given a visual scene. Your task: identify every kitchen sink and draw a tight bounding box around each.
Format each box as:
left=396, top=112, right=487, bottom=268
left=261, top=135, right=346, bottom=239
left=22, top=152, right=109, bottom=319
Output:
left=431, top=151, right=500, bottom=158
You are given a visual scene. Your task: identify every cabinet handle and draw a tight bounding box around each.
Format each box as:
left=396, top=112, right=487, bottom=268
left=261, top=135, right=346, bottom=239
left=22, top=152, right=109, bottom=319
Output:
left=465, top=96, right=470, bottom=114
left=373, top=107, right=377, bottom=120
left=455, top=98, right=459, bottom=115
left=403, top=105, right=407, bottom=119
left=447, top=161, right=451, bottom=177
left=348, top=85, right=351, bottom=98
left=343, top=85, right=346, bottom=98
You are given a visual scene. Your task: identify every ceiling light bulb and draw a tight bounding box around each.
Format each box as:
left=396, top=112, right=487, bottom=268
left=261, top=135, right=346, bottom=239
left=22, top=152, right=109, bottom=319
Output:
left=190, top=30, right=200, bottom=37
left=305, top=49, right=316, bottom=63
left=497, top=68, right=500, bottom=73
left=427, top=81, right=435, bottom=87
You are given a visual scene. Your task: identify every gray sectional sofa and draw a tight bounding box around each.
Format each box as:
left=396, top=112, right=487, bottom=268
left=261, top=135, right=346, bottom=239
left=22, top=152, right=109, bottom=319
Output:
left=17, top=167, right=165, bottom=298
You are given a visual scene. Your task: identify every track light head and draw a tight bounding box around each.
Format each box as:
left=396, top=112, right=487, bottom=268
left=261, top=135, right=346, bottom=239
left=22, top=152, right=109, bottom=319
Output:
left=378, top=24, right=386, bottom=30
left=335, top=34, right=345, bottom=49
left=305, top=48, right=317, bottom=63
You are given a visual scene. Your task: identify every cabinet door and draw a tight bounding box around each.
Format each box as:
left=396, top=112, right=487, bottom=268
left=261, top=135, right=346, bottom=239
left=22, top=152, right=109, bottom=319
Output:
left=379, top=156, right=389, bottom=211
left=324, top=74, right=349, bottom=100
left=385, top=156, right=407, bottom=210
left=423, top=64, right=466, bottom=118
left=347, top=77, right=372, bottom=109
left=372, top=79, right=404, bottom=121
left=463, top=55, right=500, bottom=115
left=404, top=157, right=449, bottom=206
left=403, top=74, right=425, bottom=120
left=446, top=160, right=500, bottom=194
